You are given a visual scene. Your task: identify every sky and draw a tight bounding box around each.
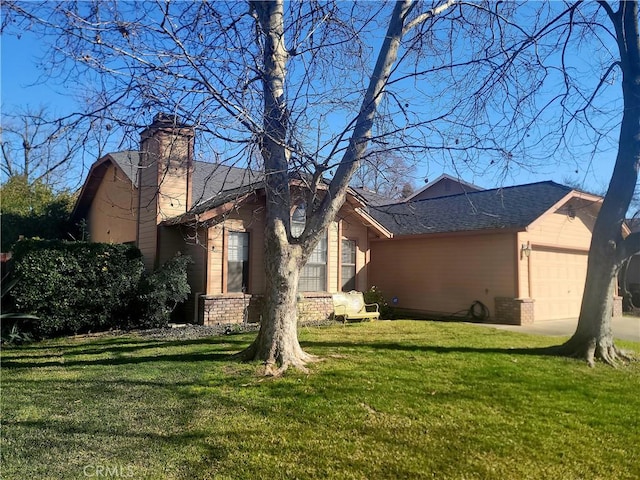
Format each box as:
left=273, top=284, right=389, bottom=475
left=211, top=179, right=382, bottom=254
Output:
left=0, top=7, right=624, bottom=197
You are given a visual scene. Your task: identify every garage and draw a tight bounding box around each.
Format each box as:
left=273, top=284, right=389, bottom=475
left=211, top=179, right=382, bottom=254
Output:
left=530, top=246, right=588, bottom=321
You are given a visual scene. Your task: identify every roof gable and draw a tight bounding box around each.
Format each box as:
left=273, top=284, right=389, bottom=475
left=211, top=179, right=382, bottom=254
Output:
left=370, top=181, right=587, bottom=236
left=405, top=174, right=484, bottom=201
left=71, top=152, right=138, bottom=222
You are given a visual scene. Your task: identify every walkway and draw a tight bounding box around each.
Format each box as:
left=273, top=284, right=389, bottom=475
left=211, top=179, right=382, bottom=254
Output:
left=476, top=316, right=640, bottom=342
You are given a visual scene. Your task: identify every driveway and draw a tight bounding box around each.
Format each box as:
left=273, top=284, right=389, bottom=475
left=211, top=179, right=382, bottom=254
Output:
left=476, top=316, right=640, bottom=342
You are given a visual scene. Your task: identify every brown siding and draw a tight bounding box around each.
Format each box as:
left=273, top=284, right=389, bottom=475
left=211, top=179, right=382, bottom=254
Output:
left=204, top=201, right=375, bottom=297
left=137, top=149, right=160, bottom=269
left=341, top=218, right=370, bottom=292
left=87, top=164, right=138, bottom=244
left=370, top=233, right=516, bottom=316
left=525, top=199, right=597, bottom=249
left=204, top=199, right=266, bottom=296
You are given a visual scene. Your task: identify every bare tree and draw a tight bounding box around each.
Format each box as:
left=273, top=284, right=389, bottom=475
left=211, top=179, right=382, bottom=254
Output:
left=0, top=107, right=84, bottom=190
left=555, top=0, right=640, bottom=366
left=3, top=0, right=465, bottom=373
left=352, top=150, right=418, bottom=200
left=4, top=0, right=636, bottom=370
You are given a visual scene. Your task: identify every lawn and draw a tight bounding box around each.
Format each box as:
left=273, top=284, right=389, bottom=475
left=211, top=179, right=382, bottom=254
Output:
left=1, top=320, right=639, bottom=480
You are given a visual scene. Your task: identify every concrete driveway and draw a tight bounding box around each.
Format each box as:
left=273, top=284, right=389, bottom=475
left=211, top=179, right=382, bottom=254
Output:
left=476, top=316, right=640, bottom=342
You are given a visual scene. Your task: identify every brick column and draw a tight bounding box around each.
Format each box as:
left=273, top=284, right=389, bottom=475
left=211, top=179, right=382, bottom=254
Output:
left=494, top=297, right=535, bottom=325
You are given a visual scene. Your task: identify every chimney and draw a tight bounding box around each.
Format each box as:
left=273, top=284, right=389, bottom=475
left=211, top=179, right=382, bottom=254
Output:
left=137, top=113, right=195, bottom=269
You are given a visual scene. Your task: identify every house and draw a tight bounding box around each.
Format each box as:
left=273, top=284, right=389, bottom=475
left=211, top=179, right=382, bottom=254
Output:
left=405, top=173, right=484, bottom=201
left=71, top=114, right=392, bottom=324
left=71, top=114, right=622, bottom=326
left=367, top=182, right=623, bottom=324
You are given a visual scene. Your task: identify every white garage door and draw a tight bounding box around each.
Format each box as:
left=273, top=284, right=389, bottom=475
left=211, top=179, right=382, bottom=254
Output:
left=530, top=247, right=588, bottom=321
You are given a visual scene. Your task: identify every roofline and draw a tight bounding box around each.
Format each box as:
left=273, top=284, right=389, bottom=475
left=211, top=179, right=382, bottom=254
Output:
left=526, top=189, right=603, bottom=232
left=162, top=191, right=258, bottom=226
left=370, top=226, right=523, bottom=242
left=404, top=173, right=483, bottom=201
left=351, top=207, right=393, bottom=239
left=70, top=153, right=138, bottom=221
left=162, top=183, right=392, bottom=238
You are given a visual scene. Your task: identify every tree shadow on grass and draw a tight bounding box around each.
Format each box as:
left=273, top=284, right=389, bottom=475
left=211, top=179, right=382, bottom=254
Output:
left=301, top=340, right=565, bottom=358
left=1, top=336, right=252, bottom=369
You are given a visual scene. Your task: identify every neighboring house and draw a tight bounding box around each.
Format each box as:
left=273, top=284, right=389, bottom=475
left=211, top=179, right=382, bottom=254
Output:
left=72, top=114, right=623, bottom=326
left=405, top=174, right=484, bottom=201
left=71, top=114, right=392, bottom=324
left=368, top=182, right=623, bottom=324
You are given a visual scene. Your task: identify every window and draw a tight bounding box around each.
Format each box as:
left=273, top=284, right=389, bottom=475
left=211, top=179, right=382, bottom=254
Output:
left=341, top=239, right=356, bottom=292
left=292, top=204, right=327, bottom=292
left=227, top=231, right=249, bottom=292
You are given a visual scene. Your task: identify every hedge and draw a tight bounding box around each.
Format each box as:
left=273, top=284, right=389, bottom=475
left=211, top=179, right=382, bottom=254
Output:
left=9, top=240, right=190, bottom=338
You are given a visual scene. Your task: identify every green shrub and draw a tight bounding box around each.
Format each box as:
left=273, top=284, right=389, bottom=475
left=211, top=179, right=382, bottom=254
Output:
left=131, top=254, right=193, bottom=329
left=363, top=286, right=394, bottom=319
left=11, top=240, right=144, bottom=337
left=10, top=240, right=192, bottom=338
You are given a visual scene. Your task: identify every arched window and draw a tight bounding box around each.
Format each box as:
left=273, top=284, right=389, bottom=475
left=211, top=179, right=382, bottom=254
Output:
left=292, top=204, right=327, bottom=292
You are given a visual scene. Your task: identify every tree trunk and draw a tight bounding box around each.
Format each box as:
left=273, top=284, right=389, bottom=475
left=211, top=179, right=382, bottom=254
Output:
left=559, top=0, right=640, bottom=366
left=239, top=219, right=317, bottom=375
left=558, top=244, right=628, bottom=366
left=237, top=0, right=317, bottom=374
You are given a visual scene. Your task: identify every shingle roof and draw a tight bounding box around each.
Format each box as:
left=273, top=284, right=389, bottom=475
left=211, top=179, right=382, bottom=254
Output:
left=369, top=181, right=574, bottom=236
left=350, top=187, right=398, bottom=207
left=404, top=173, right=484, bottom=201
left=190, top=162, right=263, bottom=208
left=107, top=151, right=263, bottom=211
left=109, top=151, right=140, bottom=184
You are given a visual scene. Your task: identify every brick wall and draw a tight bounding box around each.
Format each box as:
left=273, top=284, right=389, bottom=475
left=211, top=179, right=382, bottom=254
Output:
left=199, top=292, right=334, bottom=325
left=494, top=297, right=535, bottom=325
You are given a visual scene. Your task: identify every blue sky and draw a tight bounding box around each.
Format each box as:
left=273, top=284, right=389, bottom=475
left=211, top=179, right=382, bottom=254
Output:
left=0, top=14, right=622, bottom=196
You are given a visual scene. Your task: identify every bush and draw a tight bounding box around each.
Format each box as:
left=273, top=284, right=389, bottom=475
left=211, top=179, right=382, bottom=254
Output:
left=9, top=240, right=193, bottom=338
left=11, top=240, right=145, bottom=337
left=363, top=286, right=394, bottom=319
left=131, top=254, right=193, bottom=329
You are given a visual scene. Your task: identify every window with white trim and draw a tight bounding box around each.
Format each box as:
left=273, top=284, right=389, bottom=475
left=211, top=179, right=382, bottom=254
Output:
left=292, top=204, right=327, bottom=292
left=227, top=231, right=249, bottom=292
left=341, top=239, right=356, bottom=292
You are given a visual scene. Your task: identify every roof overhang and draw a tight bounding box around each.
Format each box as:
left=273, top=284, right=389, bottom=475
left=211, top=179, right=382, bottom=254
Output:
left=525, top=189, right=603, bottom=232
left=372, top=226, right=523, bottom=242
left=161, top=183, right=393, bottom=238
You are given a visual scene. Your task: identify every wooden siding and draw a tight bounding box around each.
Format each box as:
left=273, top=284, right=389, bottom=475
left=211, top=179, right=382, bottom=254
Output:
left=86, top=164, right=138, bottom=244
left=517, top=199, right=598, bottom=320
left=137, top=149, right=160, bottom=270
left=370, top=233, right=516, bottom=316
left=156, top=135, right=192, bottom=221
left=202, top=201, right=375, bottom=297
left=341, top=218, right=370, bottom=292
left=526, top=198, right=597, bottom=249
left=205, top=199, right=266, bottom=296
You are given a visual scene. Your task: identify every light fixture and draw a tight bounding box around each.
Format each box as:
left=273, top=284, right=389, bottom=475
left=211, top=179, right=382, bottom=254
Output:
left=521, top=242, right=532, bottom=258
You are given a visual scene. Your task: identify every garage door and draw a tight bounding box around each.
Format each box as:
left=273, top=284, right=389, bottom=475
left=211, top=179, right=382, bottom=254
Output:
left=530, top=247, right=588, bottom=321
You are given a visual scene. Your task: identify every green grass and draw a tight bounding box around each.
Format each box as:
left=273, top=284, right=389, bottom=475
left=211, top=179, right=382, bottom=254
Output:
left=2, top=320, right=639, bottom=480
